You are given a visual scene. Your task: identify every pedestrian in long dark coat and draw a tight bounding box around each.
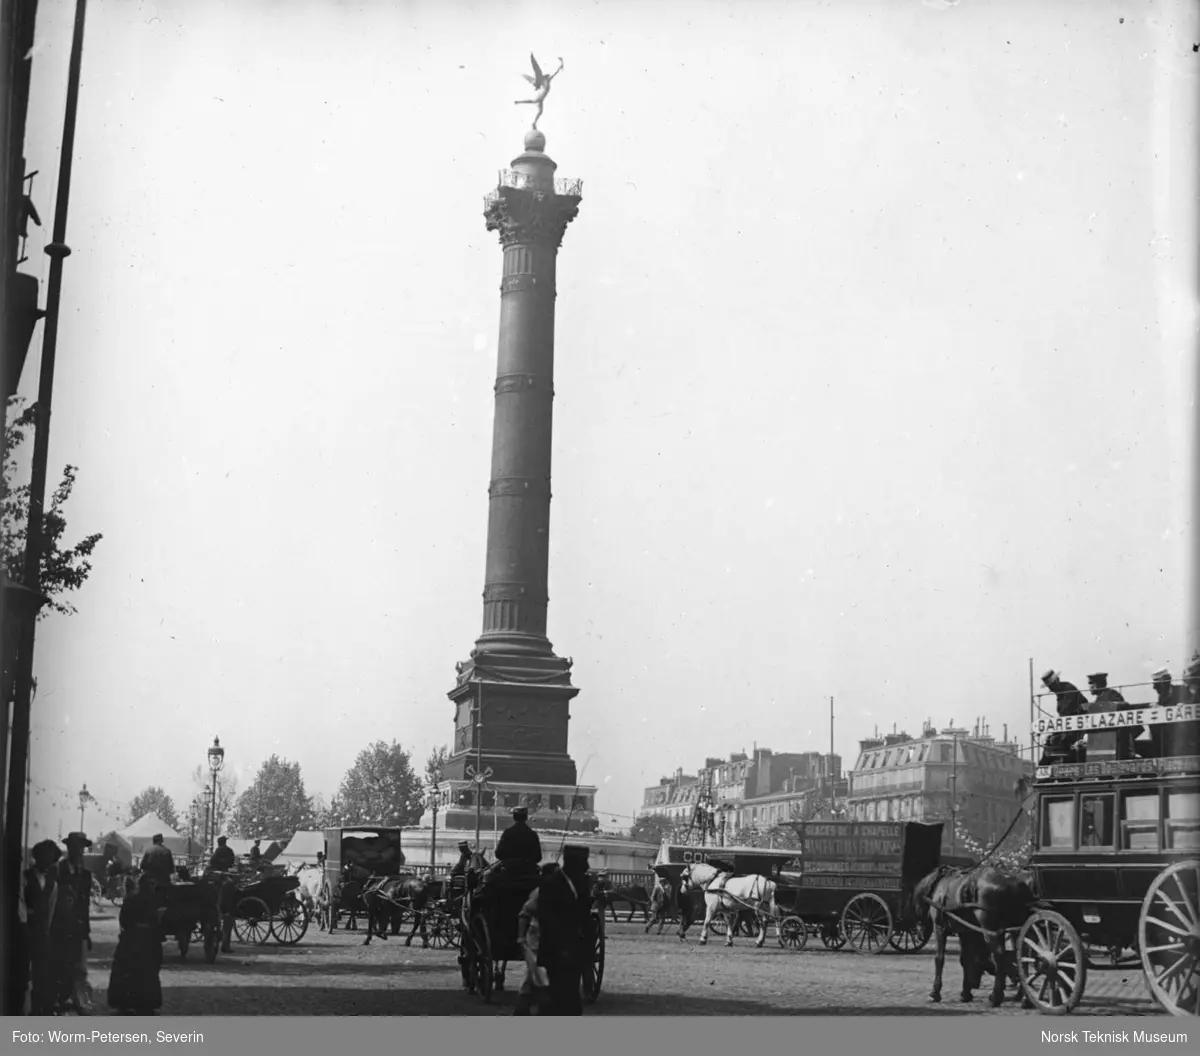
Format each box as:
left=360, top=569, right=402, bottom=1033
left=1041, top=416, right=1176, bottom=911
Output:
left=536, top=845, right=592, bottom=1016
left=53, top=833, right=95, bottom=1014
left=24, top=840, right=62, bottom=1015
left=107, top=874, right=163, bottom=1015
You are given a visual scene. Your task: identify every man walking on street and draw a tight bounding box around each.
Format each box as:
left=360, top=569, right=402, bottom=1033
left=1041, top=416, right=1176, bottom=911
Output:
left=536, top=845, right=592, bottom=1016
left=54, top=833, right=95, bottom=1014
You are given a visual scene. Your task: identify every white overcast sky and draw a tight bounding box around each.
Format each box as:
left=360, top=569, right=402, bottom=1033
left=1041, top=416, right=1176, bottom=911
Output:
left=17, top=0, right=1198, bottom=840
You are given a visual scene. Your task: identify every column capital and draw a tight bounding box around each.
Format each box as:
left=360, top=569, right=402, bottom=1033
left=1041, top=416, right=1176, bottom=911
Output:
left=484, top=185, right=581, bottom=250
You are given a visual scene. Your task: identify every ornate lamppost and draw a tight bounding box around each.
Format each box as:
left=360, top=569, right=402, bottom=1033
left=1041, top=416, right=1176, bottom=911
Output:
left=426, top=779, right=442, bottom=871
left=207, top=736, right=225, bottom=854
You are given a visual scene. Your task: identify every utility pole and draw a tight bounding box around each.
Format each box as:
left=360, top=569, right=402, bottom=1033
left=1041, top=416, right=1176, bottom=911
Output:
left=950, top=731, right=959, bottom=856
left=3, top=1, right=89, bottom=1017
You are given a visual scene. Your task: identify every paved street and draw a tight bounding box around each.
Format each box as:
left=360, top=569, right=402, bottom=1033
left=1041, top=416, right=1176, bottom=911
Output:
left=76, top=908, right=1166, bottom=1017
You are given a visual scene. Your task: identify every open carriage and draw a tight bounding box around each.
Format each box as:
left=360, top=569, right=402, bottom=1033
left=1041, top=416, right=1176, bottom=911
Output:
left=228, top=872, right=308, bottom=946
left=457, top=864, right=605, bottom=1006
left=1018, top=701, right=1199, bottom=1016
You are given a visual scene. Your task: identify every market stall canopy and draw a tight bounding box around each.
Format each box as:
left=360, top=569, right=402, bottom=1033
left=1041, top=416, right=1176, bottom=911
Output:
left=278, top=830, right=324, bottom=868
left=115, top=812, right=198, bottom=858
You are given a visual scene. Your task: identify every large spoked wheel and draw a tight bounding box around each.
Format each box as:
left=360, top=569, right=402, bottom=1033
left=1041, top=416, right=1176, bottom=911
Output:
left=1138, top=859, right=1200, bottom=1017
left=1017, top=909, right=1088, bottom=1015
left=820, top=920, right=846, bottom=949
left=233, top=896, right=272, bottom=946
left=777, top=915, right=809, bottom=950
left=469, top=917, right=494, bottom=1003
left=582, top=908, right=605, bottom=1004
left=841, top=893, right=893, bottom=954
left=271, top=895, right=310, bottom=945
left=707, top=916, right=728, bottom=937
left=889, top=917, right=933, bottom=953
left=324, top=884, right=337, bottom=933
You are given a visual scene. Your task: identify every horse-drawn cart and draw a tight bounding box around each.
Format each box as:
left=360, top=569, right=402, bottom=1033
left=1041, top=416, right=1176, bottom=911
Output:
left=776, top=821, right=949, bottom=954
left=1019, top=704, right=1199, bottom=1016
left=320, top=826, right=406, bottom=932
left=458, top=866, right=605, bottom=1006
left=229, top=872, right=308, bottom=946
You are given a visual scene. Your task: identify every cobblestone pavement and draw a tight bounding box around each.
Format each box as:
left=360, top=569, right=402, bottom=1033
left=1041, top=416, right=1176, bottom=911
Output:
left=76, top=909, right=1166, bottom=1017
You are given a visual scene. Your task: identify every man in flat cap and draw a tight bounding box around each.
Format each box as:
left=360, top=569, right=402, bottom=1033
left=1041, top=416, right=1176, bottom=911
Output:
left=140, top=832, right=176, bottom=891
left=53, top=833, right=95, bottom=1014
left=1039, top=670, right=1089, bottom=764
left=495, top=805, right=543, bottom=873
left=1087, top=672, right=1141, bottom=760
left=535, top=845, right=592, bottom=1015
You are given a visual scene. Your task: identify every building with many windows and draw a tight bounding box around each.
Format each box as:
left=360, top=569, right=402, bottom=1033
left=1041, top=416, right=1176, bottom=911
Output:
left=846, top=721, right=1034, bottom=855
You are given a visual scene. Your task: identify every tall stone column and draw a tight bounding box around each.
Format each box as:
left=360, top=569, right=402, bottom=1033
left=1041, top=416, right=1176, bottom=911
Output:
left=442, top=129, right=587, bottom=804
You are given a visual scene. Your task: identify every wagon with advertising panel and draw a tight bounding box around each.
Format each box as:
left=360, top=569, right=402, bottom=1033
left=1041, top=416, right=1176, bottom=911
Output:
left=1019, top=697, right=1199, bottom=1017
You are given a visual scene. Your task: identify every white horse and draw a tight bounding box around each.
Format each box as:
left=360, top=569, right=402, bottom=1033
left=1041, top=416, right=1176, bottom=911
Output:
left=680, top=862, right=777, bottom=948
left=291, top=862, right=325, bottom=926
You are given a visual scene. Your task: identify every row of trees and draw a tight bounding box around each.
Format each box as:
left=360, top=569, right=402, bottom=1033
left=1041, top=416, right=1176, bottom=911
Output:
left=126, top=741, right=454, bottom=844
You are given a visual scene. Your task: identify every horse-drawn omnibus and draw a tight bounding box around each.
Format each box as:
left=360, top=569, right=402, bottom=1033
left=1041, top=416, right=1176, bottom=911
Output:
left=320, top=826, right=406, bottom=931
left=1018, top=701, right=1199, bottom=1016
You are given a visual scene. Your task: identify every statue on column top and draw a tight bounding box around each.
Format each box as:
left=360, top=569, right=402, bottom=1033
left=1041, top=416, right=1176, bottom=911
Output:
left=515, top=53, right=564, bottom=131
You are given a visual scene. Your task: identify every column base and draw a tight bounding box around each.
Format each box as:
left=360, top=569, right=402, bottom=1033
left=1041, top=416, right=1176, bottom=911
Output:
left=428, top=780, right=599, bottom=835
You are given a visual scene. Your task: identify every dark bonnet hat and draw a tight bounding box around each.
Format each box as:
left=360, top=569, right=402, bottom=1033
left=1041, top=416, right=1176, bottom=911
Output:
left=563, top=844, right=589, bottom=861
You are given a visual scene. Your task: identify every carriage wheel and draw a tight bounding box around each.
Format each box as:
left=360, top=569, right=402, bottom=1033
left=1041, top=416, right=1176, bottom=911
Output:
left=1138, top=859, right=1200, bottom=1017
left=469, top=918, right=494, bottom=1003
left=707, top=916, right=728, bottom=936
left=233, top=896, right=272, bottom=946
left=840, top=893, right=893, bottom=954
left=271, top=895, right=310, bottom=945
left=582, top=909, right=606, bottom=1004
left=889, top=917, right=933, bottom=954
left=322, top=884, right=336, bottom=932
left=1017, top=909, right=1088, bottom=1015
left=820, top=921, right=846, bottom=949
left=777, top=915, right=808, bottom=950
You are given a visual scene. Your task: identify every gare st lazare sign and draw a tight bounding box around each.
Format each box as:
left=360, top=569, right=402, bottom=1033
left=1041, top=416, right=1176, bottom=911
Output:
left=1032, top=702, right=1196, bottom=737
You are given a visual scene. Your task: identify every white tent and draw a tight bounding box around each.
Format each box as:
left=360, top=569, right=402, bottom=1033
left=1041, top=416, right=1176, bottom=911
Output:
left=278, top=830, right=324, bottom=868
left=111, top=812, right=198, bottom=859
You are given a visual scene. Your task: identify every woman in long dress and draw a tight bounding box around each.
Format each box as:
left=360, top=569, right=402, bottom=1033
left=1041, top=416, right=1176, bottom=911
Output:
left=107, top=875, right=163, bottom=1014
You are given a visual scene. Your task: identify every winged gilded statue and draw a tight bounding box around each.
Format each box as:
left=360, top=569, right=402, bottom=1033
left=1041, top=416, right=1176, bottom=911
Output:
left=515, top=53, right=564, bottom=131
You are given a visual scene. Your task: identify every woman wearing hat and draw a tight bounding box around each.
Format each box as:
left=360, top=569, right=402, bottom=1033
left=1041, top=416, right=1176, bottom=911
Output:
left=23, top=840, right=62, bottom=1015
left=53, top=832, right=95, bottom=1014
left=107, top=874, right=164, bottom=1015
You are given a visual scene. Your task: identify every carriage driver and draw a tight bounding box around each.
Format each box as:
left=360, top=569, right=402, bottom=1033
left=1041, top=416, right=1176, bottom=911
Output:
left=449, top=840, right=474, bottom=879
left=140, top=834, right=176, bottom=891
left=495, top=806, right=542, bottom=874
left=208, top=835, right=236, bottom=873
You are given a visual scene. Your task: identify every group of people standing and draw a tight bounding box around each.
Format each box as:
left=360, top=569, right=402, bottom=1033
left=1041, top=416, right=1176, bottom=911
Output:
left=20, top=832, right=95, bottom=1015
left=1040, top=659, right=1200, bottom=764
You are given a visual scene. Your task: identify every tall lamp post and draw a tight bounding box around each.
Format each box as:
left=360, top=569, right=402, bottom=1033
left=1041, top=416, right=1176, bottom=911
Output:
left=207, top=737, right=225, bottom=854
left=426, top=780, right=441, bottom=871
left=203, top=787, right=214, bottom=856
left=465, top=690, right=493, bottom=852
left=77, top=783, right=91, bottom=833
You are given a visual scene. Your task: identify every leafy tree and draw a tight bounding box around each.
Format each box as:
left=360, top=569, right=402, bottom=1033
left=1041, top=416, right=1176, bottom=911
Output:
left=2, top=397, right=102, bottom=618
left=334, top=740, right=423, bottom=827
left=230, top=755, right=316, bottom=843
left=628, top=813, right=674, bottom=845
left=187, top=765, right=239, bottom=842
left=425, top=744, right=449, bottom=785
left=127, top=786, right=179, bottom=830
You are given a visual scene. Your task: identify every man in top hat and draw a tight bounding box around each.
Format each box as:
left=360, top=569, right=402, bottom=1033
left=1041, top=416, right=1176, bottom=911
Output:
left=495, top=806, right=543, bottom=871
left=53, top=832, right=95, bottom=1014
left=140, top=833, right=176, bottom=890
left=208, top=835, right=235, bottom=873
left=535, top=845, right=592, bottom=1015
left=1039, top=670, right=1089, bottom=764
left=449, top=840, right=474, bottom=879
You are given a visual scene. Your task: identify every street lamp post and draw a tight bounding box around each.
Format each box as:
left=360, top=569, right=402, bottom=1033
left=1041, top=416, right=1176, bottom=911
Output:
left=466, top=688, right=493, bottom=852
left=426, top=780, right=441, bottom=871
left=78, top=784, right=90, bottom=833
left=207, top=737, right=225, bottom=854
left=203, top=787, right=214, bottom=856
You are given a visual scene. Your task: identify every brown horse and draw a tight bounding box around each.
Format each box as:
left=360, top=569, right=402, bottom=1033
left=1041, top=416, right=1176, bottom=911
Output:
left=913, top=864, right=1035, bottom=1007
